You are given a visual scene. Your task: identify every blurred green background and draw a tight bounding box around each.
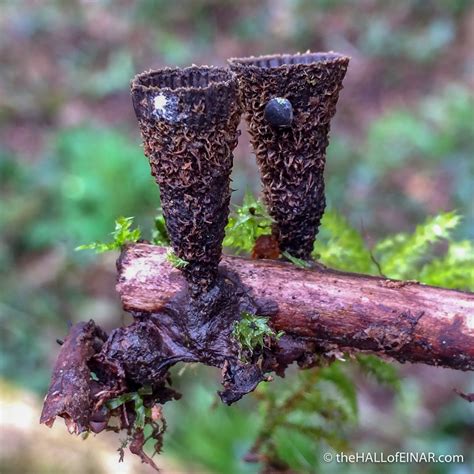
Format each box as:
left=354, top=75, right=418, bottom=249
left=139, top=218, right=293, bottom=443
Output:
left=0, top=0, right=473, bottom=473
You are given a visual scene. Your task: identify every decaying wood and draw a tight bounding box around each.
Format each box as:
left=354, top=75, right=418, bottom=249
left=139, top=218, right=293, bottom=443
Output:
left=40, top=321, right=108, bottom=433
left=40, top=241, right=473, bottom=470
left=117, top=243, right=474, bottom=371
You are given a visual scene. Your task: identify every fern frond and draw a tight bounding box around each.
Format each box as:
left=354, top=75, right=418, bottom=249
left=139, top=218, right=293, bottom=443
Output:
left=223, top=192, right=273, bottom=254
left=418, top=240, right=474, bottom=291
left=356, top=354, right=400, bottom=391
left=313, top=211, right=375, bottom=274
left=374, top=211, right=461, bottom=279
left=75, top=216, right=141, bottom=253
left=282, top=422, right=349, bottom=452
left=151, top=211, right=170, bottom=246
left=319, top=363, right=358, bottom=420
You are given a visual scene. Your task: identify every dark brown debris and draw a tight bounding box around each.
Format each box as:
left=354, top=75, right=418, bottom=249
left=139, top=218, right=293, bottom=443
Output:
left=40, top=320, right=107, bottom=434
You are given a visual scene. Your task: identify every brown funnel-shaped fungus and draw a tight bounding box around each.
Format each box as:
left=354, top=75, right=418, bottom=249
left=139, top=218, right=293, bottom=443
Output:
left=131, top=67, right=241, bottom=293
left=229, top=52, right=349, bottom=259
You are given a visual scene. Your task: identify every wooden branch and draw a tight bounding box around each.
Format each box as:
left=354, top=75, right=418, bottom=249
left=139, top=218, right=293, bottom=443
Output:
left=117, top=244, right=474, bottom=371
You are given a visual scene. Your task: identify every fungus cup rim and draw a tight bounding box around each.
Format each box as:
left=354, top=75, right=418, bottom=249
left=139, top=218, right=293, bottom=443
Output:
left=131, top=65, right=237, bottom=94
left=228, top=51, right=350, bottom=70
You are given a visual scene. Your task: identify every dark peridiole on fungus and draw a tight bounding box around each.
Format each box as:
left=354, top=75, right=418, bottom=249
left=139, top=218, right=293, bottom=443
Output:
left=131, top=67, right=241, bottom=293
left=229, top=52, right=350, bottom=259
